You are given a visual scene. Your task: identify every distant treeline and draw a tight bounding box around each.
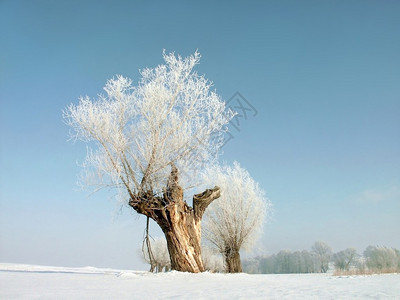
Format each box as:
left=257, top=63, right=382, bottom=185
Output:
left=244, top=250, right=321, bottom=274
left=243, top=242, right=400, bottom=274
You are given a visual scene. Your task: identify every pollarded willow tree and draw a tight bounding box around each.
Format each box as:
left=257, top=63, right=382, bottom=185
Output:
left=202, top=162, right=271, bottom=272
left=64, top=51, right=234, bottom=273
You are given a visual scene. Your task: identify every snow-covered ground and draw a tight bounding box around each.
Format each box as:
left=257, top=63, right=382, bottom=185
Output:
left=1, top=263, right=399, bottom=299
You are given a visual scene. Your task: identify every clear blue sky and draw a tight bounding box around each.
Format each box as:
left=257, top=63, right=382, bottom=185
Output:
left=1, top=0, right=399, bottom=270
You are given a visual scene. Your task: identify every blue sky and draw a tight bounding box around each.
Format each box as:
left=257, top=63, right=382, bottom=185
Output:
left=1, top=0, right=399, bottom=270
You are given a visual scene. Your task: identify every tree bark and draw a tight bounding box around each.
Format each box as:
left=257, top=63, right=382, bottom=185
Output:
left=225, top=249, right=243, bottom=273
left=129, top=165, right=220, bottom=273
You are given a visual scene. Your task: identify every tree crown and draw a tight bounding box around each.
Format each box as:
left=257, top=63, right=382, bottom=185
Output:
left=64, top=51, right=234, bottom=201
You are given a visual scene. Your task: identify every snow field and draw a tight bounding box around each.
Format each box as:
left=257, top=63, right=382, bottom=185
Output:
left=1, top=264, right=399, bottom=299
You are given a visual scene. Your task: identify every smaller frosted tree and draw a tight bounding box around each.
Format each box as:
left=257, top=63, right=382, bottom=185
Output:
left=332, top=248, right=358, bottom=271
left=202, top=162, right=271, bottom=273
left=312, top=241, right=332, bottom=273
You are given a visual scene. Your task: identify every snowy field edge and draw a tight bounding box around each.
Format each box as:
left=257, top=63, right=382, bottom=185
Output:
left=1, top=263, right=399, bottom=299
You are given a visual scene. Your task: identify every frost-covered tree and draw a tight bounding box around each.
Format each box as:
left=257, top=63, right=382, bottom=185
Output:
left=311, top=241, right=332, bottom=273
left=64, top=51, right=234, bottom=273
left=202, top=162, right=270, bottom=273
left=332, top=248, right=358, bottom=271
left=141, top=237, right=171, bottom=272
left=364, top=246, right=400, bottom=272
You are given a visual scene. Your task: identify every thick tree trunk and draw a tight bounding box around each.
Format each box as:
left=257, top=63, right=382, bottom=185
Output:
left=225, top=249, right=243, bottom=273
left=129, top=165, right=220, bottom=273
left=163, top=214, right=203, bottom=272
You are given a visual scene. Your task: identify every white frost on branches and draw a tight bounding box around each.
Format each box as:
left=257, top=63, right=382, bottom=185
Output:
left=202, top=162, right=271, bottom=254
left=63, top=51, right=234, bottom=201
